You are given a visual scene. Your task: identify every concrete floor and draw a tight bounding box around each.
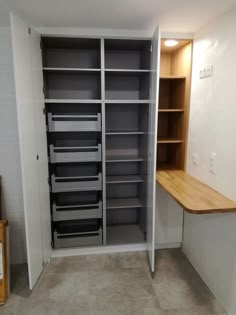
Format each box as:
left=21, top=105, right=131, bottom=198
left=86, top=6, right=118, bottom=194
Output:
left=1, top=249, right=226, bottom=315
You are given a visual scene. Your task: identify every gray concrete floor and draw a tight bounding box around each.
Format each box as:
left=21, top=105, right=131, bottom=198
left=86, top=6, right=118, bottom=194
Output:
left=0, top=249, right=226, bottom=315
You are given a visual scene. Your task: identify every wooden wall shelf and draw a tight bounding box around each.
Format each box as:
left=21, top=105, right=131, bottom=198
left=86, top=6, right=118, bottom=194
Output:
left=158, top=109, right=184, bottom=113
left=160, top=75, right=186, bottom=80
left=156, top=170, right=236, bottom=214
left=157, top=138, right=183, bottom=144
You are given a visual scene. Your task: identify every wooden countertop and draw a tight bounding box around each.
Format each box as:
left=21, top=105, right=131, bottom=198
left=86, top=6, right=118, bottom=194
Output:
left=156, top=170, right=236, bottom=214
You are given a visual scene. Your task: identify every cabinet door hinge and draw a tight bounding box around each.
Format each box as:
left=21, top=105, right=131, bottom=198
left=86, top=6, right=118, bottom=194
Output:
left=43, top=108, right=47, bottom=115
left=43, top=87, right=46, bottom=95
left=150, top=45, right=152, bottom=53
left=28, top=27, right=31, bottom=35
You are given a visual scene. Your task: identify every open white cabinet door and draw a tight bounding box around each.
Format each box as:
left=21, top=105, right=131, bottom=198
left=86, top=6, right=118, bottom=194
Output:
left=147, top=25, right=161, bottom=273
left=29, top=28, right=52, bottom=266
left=11, top=12, right=51, bottom=289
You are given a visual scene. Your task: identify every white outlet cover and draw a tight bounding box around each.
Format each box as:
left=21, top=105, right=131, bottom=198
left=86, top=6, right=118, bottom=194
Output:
left=200, top=65, right=213, bottom=79
left=192, top=153, right=199, bottom=165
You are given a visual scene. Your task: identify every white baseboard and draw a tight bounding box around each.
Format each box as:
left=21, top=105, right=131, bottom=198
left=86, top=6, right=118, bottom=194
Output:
left=52, top=243, right=147, bottom=258
left=51, top=242, right=182, bottom=258
left=155, top=242, right=182, bottom=249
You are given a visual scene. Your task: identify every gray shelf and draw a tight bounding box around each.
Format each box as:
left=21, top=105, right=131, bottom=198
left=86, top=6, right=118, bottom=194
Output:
left=54, top=227, right=102, bottom=249
left=48, top=113, right=101, bottom=132
left=51, top=173, right=102, bottom=193
left=106, top=130, right=144, bottom=135
left=106, top=198, right=142, bottom=209
left=105, top=69, right=150, bottom=73
left=43, top=67, right=101, bottom=73
left=106, top=175, right=143, bottom=184
left=105, top=100, right=149, bottom=104
left=45, top=99, right=102, bottom=104
left=50, top=144, right=102, bottom=163
left=52, top=200, right=102, bottom=221
left=106, top=155, right=144, bottom=162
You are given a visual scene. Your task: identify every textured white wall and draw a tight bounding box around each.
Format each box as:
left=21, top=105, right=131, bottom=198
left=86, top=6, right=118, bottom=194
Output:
left=183, top=8, right=236, bottom=315
left=0, top=27, right=26, bottom=264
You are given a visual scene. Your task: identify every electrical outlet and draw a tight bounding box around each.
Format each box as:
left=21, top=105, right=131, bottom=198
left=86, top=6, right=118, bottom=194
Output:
left=200, top=65, right=213, bottom=79
left=209, top=152, right=216, bottom=174
left=192, top=153, right=199, bottom=166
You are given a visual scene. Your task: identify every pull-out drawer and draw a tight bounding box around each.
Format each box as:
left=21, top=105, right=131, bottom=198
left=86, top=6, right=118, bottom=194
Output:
left=52, top=200, right=102, bottom=221
left=48, top=113, right=101, bottom=132
left=49, top=144, right=102, bottom=163
left=54, top=220, right=102, bottom=248
left=54, top=228, right=102, bottom=248
left=51, top=173, right=102, bottom=192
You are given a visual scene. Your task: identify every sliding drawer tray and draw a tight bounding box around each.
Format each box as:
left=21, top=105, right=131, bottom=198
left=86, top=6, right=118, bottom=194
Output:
left=54, top=228, right=102, bottom=248
left=51, top=173, right=102, bottom=192
left=48, top=113, right=101, bottom=132
left=54, top=219, right=102, bottom=248
left=49, top=144, right=102, bottom=163
left=52, top=200, right=102, bottom=221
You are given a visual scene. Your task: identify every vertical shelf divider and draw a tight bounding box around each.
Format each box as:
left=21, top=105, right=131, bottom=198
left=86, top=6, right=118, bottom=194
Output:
left=101, top=37, right=107, bottom=245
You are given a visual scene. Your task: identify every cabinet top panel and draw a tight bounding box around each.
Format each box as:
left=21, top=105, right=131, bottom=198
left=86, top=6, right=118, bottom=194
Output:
left=41, top=37, right=101, bottom=49
left=105, top=39, right=151, bottom=50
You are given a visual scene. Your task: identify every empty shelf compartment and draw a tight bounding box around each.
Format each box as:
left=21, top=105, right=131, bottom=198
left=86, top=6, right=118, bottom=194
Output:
left=48, top=113, right=101, bottom=132
left=49, top=143, right=102, bottom=163
left=54, top=219, right=102, bottom=248
left=44, top=72, right=101, bottom=100
left=105, top=39, right=151, bottom=70
left=105, top=72, right=150, bottom=100
left=107, top=224, right=145, bottom=245
left=52, top=200, right=102, bottom=221
left=51, top=172, right=102, bottom=192
left=42, top=37, right=101, bottom=69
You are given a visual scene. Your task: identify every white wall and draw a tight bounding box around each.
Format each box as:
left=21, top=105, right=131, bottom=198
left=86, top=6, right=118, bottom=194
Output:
left=0, top=27, right=26, bottom=264
left=183, top=8, right=236, bottom=315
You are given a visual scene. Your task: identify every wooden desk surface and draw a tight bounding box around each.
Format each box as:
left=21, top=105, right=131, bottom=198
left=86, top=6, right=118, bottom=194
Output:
left=156, top=170, right=236, bottom=214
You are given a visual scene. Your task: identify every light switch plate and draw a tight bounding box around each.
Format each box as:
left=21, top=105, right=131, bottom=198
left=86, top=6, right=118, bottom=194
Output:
left=200, top=65, right=213, bottom=79
left=209, top=152, right=216, bottom=174
left=192, top=153, right=199, bottom=166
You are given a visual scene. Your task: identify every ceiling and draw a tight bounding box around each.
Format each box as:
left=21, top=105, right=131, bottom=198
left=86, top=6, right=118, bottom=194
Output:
left=0, top=0, right=235, bottom=33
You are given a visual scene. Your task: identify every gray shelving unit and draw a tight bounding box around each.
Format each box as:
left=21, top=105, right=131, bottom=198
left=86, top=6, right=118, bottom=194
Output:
left=42, top=36, right=152, bottom=249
